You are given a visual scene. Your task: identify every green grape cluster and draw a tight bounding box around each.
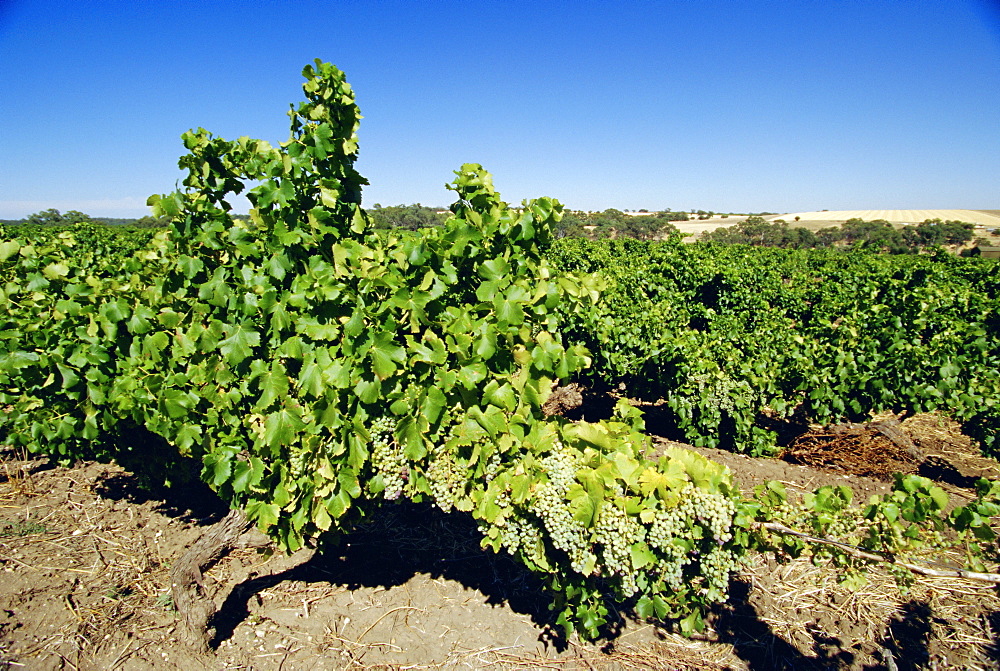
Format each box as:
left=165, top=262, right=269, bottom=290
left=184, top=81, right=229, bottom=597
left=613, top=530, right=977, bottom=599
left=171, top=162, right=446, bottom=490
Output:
left=482, top=446, right=503, bottom=482
left=285, top=446, right=312, bottom=480
left=369, top=416, right=406, bottom=500
left=651, top=484, right=736, bottom=546
left=427, top=449, right=467, bottom=512
left=676, top=372, right=757, bottom=417
left=495, top=508, right=545, bottom=562
left=824, top=515, right=859, bottom=541
left=648, top=484, right=740, bottom=594
left=484, top=489, right=541, bottom=561
left=530, top=446, right=592, bottom=574
left=594, top=500, right=644, bottom=596
left=699, top=546, right=740, bottom=601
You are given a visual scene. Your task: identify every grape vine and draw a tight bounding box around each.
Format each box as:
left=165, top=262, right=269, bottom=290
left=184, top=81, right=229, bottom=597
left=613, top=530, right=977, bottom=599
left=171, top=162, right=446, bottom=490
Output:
left=2, top=61, right=998, bottom=644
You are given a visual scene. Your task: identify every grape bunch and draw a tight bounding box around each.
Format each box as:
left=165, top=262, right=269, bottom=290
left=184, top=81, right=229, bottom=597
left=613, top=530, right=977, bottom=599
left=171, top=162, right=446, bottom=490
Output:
left=521, top=446, right=593, bottom=574
left=427, top=449, right=467, bottom=512
left=699, top=546, right=740, bottom=601
left=647, top=484, right=740, bottom=593
left=594, top=500, right=644, bottom=596
left=496, top=511, right=545, bottom=562
left=823, top=514, right=859, bottom=542
left=285, top=445, right=312, bottom=479
left=649, top=484, right=736, bottom=548
left=369, top=415, right=406, bottom=500
left=482, top=445, right=503, bottom=482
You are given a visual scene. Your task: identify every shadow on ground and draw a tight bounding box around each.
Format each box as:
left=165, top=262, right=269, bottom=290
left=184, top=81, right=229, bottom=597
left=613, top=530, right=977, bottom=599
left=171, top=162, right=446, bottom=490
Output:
left=713, top=579, right=830, bottom=670
left=90, top=424, right=230, bottom=525
left=209, top=500, right=562, bottom=648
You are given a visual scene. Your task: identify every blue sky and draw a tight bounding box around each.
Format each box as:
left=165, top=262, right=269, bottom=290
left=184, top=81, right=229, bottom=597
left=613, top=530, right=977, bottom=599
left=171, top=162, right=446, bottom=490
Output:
left=1, top=0, right=998, bottom=218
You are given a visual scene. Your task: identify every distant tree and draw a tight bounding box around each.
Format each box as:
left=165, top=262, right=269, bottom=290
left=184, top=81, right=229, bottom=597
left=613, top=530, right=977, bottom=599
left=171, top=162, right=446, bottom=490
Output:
left=367, top=203, right=444, bottom=230
left=815, top=227, right=844, bottom=248
left=588, top=209, right=626, bottom=236
left=553, top=212, right=587, bottom=239
left=658, top=211, right=689, bottom=221
left=132, top=215, right=173, bottom=228
left=783, top=227, right=818, bottom=249
left=24, top=208, right=94, bottom=225
left=840, top=218, right=906, bottom=252
left=901, top=219, right=974, bottom=250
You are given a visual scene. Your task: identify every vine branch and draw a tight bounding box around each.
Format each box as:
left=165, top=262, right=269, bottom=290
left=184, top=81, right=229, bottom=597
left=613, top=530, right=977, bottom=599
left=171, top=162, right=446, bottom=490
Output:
left=759, top=521, right=1000, bottom=583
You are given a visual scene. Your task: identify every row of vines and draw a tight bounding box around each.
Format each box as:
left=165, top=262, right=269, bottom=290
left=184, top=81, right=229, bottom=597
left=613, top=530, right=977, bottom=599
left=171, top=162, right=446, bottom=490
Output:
left=550, top=237, right=1000, bottom=457
left=2, top=61, right=1000, bottom=642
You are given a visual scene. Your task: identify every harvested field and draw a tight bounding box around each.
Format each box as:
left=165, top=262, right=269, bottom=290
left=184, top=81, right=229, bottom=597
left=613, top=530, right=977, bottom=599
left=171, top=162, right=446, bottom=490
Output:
left=774, top=210, right=1000, bottom=227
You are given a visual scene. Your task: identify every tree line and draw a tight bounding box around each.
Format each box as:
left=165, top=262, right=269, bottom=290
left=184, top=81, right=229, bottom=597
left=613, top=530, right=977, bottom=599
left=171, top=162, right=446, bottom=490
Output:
left=702, top=216, right=978, bottom=253
left=0, top=208, right=172, bottom=229
left=6, top=207, right=981, bottom=254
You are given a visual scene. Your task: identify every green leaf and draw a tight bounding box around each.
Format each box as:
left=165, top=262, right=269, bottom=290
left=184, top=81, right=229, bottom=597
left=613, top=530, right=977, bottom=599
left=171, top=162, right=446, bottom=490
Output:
left=929, top=486, right=949, bottom=510
left=630, top=542, right=656, bottom=569
left=0, top=241, right=20, bottom=262
left=313, top=501, right=332, bottom=531
left=257, top=361, right=290, bottom=409
left=399, top=416, right=427, bottom=460
left=370, top=332, right=405, bottom=380
left=565, top=422, right=614, bottom=452
left=354, top=376, right=382, bottom=404
left=568, top=485, right=598, bottom=528
left=483, top=381, right=516, bottom=412
left=297, top=359, right=325, bottom=399
left=478, top=258, right=510, bottom=281
left=231, top=460, right=253, bottom=493
left=635, top=596, right=655, bottom=620
left=458, top=364, right=488, bottom=389
left=338, top=467, right=362, bottom=498
left=206, top=450, right=233, bottom=487
left=219, top=322, right=260, bottom=365
left=263, top=407, right=307, bottom=453
left=246, top=501, right=280, bottom=529
left=475, top=332, right=497, bottom=360
left=679, top=610, right=704, bottom=635
left=344, top=309, right=364, bottom=337
left=421, top=387, right=446, bottom=424
left=579, top=606, right=606, bottom=638
left=495, top=298, right=524, bottom=325
left=42, top=262, right=70, bottom=280
left=175, top=424, right=203, bottom=455
left=162, top=388, right=197, bottom=419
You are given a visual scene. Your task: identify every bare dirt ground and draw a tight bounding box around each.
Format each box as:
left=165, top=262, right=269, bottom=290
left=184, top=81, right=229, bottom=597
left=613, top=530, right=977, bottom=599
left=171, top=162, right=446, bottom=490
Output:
left=2, top=413, right=1000, bottom=670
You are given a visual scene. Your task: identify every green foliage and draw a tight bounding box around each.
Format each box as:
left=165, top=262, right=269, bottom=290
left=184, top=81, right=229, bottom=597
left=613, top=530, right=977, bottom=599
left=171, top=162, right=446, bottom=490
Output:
left=554, top=210, right=684, bottom=241
left=548, top=238, right=1000, bottom=456
left=0, top=519, right=49, bottom=538
left=23, top=208, right=93, bottom=226
left=367, top=203, right=446, bottom=230
left=752, top=473, right=1000, bottom=588
left=0, top=60, right=758, bottom=640
left=702, top=217, right=819, bottom=248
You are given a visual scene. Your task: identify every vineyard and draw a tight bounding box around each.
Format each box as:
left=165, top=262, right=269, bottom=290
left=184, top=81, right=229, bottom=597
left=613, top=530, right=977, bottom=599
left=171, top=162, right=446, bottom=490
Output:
left=2, top=61, right=1000, bottom=669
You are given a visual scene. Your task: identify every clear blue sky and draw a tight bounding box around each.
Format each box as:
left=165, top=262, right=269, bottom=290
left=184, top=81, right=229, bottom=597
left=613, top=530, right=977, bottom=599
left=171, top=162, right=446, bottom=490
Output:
left=1, top=0, right=998, bottom=218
